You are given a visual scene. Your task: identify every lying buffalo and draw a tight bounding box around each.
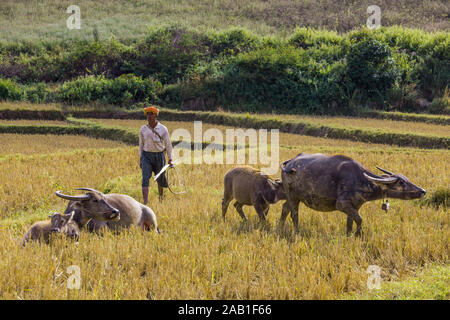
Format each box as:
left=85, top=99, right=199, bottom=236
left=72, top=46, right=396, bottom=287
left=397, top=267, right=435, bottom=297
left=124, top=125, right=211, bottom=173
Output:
left=22, top=211, right=79, bottom=246
left=280, top=153, right=426, bottom=236
left=222, top=166, right=286, bottom=222
left=55, top=188, right=160, bottom=233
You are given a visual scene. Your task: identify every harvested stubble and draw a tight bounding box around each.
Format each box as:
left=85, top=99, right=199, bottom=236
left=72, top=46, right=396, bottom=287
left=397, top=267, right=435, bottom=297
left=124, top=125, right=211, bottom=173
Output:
left=0, top=137, right=448, bottom=299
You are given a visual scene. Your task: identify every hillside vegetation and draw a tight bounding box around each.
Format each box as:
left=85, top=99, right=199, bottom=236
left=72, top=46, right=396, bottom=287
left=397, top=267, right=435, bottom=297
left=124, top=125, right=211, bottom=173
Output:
left=0, top=26, right=449, bottom=115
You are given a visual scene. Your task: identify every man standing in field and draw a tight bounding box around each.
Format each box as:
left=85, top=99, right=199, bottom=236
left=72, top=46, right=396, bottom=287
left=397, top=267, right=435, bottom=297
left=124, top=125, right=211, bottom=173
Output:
left=139, top=106, right=174, bottom=203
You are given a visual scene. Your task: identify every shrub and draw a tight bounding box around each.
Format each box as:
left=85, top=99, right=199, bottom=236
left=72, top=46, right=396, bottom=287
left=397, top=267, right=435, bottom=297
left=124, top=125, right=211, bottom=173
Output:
left=412, top=41, right=450, bottom=100
left=208, top=27, right=261, bottom=57
left=128, top=26, right=209, bottom=84
left=386, top=83, right=421, bottom=112
left=0, top=78, right=23, bottom=101
left=428, top=89, right=450, bottom=114
left=344, top=38, right=400, bottom=107
left=289, top=27, right=343, bottom=49
left=57, top=74, right=161, bottom=106
left=24, top=82, right=53, bottom=103
left=214, top=46, right=348, bottom=114
left=56, top=37, right=131, bottom=81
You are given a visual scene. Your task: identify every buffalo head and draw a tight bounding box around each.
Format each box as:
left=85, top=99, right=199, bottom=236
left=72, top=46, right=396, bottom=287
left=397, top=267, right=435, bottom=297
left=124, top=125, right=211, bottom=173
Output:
left=55, top=188, right=120, bottom=222
left=262, top=178, right=287, bottom=204
left=49, top=211, right=80, bottom=240
left=364, top=166, right=426, bottom=200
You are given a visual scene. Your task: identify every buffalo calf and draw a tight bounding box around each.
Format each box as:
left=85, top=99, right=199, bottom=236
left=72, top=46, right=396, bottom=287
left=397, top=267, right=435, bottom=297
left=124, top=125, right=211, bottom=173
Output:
left=222, top=166, right=286, bottom=222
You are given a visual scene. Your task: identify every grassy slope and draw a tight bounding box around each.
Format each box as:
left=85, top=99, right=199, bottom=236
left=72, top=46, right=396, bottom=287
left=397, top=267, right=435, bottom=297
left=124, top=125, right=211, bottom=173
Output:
left=0, top=0, right=448, bottom=42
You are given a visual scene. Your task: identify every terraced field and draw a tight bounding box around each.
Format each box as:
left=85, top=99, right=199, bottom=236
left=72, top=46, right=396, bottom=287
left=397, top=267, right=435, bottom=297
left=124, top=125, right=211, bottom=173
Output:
left=0, top=133, right=128, bottom=156
left=90, top=119, right=417, bottom=150
left=257, top=115, right=450, bottom=138
left=0, top=111, right=448, bottom=299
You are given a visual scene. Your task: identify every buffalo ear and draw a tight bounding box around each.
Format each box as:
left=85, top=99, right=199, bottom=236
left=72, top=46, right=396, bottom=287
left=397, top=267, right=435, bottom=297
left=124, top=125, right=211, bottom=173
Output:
left=66, top=211, right=75, bottom=222
left=48, top=212, right=58, bottom=219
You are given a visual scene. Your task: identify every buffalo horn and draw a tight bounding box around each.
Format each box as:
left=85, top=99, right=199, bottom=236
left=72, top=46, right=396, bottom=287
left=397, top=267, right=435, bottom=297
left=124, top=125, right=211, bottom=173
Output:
left=76, top=187, right=103, bottom=194
left=55, top=190, right=91, bottom=201
left=376, top=166, right=394, bottom=176
left=363, top=173, right=398, bottom=184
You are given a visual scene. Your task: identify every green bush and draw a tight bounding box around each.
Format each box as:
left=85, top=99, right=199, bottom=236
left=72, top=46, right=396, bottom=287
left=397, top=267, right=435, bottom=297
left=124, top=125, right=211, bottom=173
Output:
left=208, top=28, right=261, bottom=57
left=289, top=27, right=343, bottom=49
left=24, top=82, right=53, bottom=103
left=344, top=38, right=400, bottom=108
left=429, top=92, right=450, bottom=115
left=126, top=26, right=210, bottom=84
left=57, top=74, right=161, bottom=106
left=0, top=78, right=24, bottom=101
left=214, top=46, right=348, bottom=114
left=59, top=37, right=131, bottom=80
left=412, top=41, right=450, bottom=100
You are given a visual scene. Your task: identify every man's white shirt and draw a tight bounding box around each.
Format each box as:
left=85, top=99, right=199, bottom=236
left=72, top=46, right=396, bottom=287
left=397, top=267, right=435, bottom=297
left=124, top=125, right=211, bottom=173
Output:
left=139, top=122, right=174, bottom=161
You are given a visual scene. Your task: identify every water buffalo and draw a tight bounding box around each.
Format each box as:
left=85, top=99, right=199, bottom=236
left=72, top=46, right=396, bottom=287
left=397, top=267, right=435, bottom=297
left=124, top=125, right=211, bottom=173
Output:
left=21, top=211, right=79, bottom=246
left=280, top=153, right=426, bottom=236
left=55, top=188, right=160, bottom=233
left=222, top=166, right=286, bottom=222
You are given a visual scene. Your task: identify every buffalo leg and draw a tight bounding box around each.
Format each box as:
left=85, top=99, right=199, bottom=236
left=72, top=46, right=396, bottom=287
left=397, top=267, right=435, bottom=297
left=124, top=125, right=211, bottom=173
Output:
left=279, top=201, right=291, bottom=227
left=289, top=199, right=300, bottom=232
left=337, top=201, right=363, bottom=236
left=253, top=201, right=268, bottom=222
left=346, top=216, right=354, bottom=235
left=222, top=197, right=232, bottom=221
left=233, top=202, right=247, bottom=221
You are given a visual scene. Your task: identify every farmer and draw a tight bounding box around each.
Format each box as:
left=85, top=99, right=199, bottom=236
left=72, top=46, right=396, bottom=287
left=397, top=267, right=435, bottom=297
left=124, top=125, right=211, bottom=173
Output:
left=139, top=106, right=174, bottom=203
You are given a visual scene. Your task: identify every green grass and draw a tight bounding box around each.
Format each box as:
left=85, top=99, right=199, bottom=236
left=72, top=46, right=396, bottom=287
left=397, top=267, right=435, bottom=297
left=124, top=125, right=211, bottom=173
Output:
left=0, top=0, right=448, bottom=42
left=347, top=264, right=450, bottom=300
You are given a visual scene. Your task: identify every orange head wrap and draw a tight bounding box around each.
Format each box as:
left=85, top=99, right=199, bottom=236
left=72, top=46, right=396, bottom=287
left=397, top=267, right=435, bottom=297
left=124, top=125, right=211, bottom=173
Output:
left=144, top=106, right=159, bottom=116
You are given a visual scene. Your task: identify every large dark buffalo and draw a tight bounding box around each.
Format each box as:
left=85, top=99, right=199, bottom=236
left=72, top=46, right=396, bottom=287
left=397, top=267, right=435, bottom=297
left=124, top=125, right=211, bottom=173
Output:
left=280, top=153, right=426, bottom=236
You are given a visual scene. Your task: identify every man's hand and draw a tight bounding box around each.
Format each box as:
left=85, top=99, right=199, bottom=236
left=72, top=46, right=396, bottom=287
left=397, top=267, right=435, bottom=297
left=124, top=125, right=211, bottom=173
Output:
left=168, top=159, right=174, bottom=167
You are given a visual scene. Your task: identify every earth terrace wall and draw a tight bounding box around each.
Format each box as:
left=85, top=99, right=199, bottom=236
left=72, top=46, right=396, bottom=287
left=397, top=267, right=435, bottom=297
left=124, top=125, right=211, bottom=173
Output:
left=0, top=122, right=229, bottom=151
left=1, top=107, right=449, bottom=125
left=0, top=108, right=448, bottom=149
left=0, top=109, right=65, bottom=120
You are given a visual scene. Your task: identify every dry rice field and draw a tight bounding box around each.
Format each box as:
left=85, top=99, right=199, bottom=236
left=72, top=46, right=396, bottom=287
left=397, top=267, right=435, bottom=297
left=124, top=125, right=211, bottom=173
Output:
left=0, top=119, right=448, bottom=299
left=93, top=118, right=422, bottom=150
left=256, top=114, right=450, bottom=138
